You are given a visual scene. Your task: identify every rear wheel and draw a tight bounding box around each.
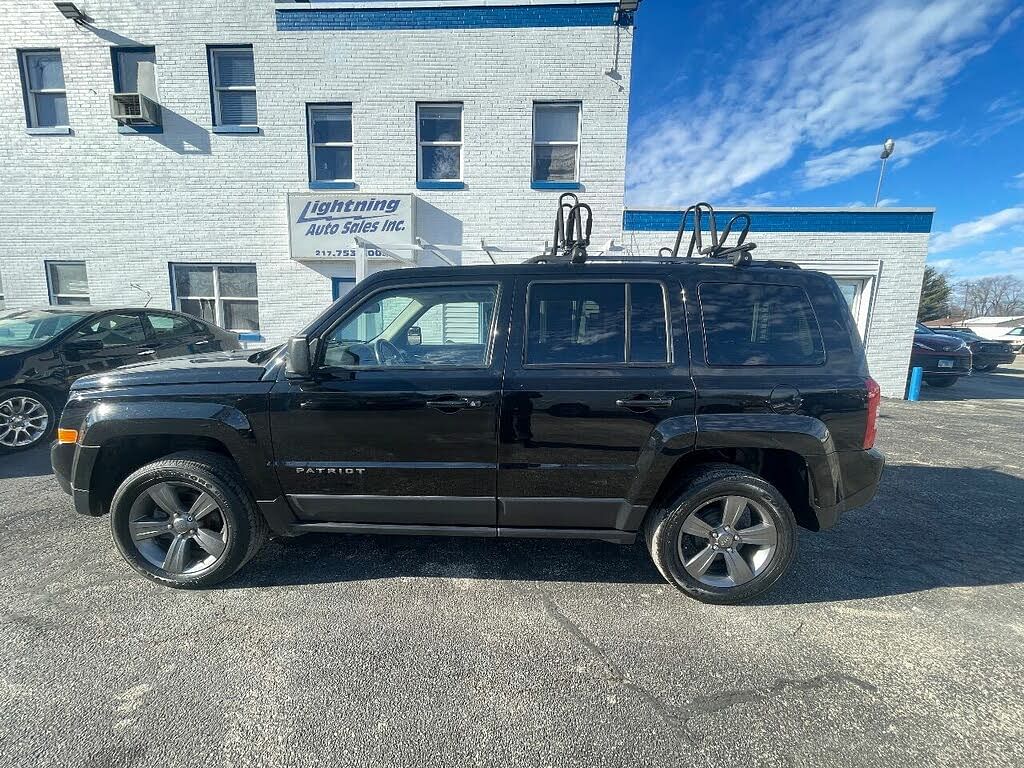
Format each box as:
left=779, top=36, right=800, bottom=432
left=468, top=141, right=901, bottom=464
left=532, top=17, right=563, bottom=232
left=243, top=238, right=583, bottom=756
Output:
left=644, top=465, right=797, bottom=604
left=110, top=452, right=268, bottom=588
left=924, top=375, right=958, bottom=388
left=0, top=389, right=55, bottom=453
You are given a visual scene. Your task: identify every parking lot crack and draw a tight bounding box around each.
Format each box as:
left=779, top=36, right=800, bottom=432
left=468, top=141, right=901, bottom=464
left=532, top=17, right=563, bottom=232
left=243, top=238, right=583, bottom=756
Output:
left=537, top=589, right=691, bottom=732
left=685, top=672, right=877, bottom=717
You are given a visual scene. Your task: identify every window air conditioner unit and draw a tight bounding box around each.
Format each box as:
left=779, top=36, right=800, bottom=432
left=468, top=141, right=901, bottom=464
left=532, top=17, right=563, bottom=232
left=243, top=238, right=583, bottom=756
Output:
left=110, top=92, right=161, bottom=125
left=110, top=61, right=162, bottom=126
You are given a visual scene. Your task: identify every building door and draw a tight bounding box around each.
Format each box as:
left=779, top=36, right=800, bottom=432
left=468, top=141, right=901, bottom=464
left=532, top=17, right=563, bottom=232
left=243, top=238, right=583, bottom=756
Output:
left=269, top=277, right=512, bottom=528
left=332, top=277, right=356, bottom=302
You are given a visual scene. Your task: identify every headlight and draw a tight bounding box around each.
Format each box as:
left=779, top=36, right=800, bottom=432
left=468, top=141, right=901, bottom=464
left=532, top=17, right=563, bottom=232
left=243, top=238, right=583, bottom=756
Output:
left=913, top=341, right=932, bottom=350
left=956, top=341, right=968, bottom=350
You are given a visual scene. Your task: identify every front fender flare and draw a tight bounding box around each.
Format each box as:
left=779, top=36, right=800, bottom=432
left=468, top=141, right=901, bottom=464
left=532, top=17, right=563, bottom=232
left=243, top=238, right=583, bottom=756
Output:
left=75, top=399, right=278, bottom=501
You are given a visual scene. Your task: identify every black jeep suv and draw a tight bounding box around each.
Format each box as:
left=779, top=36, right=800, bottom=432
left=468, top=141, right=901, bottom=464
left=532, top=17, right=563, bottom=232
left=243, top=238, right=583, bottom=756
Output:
left=52, top=261, right=884, bottom=603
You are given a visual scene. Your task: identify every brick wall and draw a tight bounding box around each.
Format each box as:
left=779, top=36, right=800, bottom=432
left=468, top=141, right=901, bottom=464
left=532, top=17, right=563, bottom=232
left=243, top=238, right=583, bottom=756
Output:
left=0, top=0, right=633, bottom=337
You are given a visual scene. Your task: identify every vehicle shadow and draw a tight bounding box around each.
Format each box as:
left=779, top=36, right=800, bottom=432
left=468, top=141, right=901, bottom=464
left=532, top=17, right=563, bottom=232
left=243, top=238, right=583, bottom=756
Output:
left=0, top=446, right=53, bottom=480
left=228, top=463, right=1024, bottom=601
left=232, top=533, right=664, bottom=588
left=763, top=463, right=1024, bottom=604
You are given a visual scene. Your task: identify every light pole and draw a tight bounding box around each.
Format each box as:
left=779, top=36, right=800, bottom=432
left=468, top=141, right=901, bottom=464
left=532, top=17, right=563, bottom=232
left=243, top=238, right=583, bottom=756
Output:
left=873, top=138, right=895, bottom=206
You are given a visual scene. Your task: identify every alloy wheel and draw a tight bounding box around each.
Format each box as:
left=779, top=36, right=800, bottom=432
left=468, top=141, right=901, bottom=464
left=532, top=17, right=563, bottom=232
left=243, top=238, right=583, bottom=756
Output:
left=128, top=482, right=230, bottom=575
left=676, top=495, right=779, bottom=588
left=0, top=395, right=49, bottom=449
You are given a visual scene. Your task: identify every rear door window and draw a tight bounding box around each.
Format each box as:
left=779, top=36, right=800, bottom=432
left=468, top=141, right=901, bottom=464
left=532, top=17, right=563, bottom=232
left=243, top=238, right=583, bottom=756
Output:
left=526, top=281, right=669, bottom=365
left=699, top=282, right=825, bottom=366
left=146, top=312, right=197, bottom=340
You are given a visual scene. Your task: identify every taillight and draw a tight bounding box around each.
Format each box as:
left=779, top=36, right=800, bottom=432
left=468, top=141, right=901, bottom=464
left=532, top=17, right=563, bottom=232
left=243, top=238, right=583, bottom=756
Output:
left=863, top=377, right=881, bottom=449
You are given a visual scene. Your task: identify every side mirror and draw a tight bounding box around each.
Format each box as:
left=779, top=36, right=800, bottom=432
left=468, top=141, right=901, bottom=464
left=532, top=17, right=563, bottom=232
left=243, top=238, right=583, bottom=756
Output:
left=286, top=337, right=312, bottom=378
left=407, top=326, right=422, bottom=346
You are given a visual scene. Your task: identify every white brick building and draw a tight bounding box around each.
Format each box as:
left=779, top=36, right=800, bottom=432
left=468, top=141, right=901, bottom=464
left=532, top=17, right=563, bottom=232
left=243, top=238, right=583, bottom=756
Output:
left=0, top=0, right=930, bottom=396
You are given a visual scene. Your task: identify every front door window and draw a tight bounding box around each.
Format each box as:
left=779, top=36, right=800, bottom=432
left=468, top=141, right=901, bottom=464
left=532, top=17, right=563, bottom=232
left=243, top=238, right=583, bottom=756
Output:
left=322, top=284, right=498, bottom=369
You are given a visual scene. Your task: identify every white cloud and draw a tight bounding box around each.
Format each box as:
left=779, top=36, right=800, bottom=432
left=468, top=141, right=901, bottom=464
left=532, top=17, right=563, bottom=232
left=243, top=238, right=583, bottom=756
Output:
left=930, top=206, right=1024, bottom=253
left=876, top=198, right=900, bottom=207
left=928, top=258, right=957, bottom=271
left=800, top=132, right=944, bottom=190
left=1012, top=172, right=1024, bottom=189
left=627, top=0, right=1013, bottom=206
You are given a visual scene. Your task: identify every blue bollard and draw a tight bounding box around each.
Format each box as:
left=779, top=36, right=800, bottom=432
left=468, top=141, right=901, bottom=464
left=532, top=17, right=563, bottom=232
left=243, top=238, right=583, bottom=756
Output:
left=907, top=366, right=923, bottom=401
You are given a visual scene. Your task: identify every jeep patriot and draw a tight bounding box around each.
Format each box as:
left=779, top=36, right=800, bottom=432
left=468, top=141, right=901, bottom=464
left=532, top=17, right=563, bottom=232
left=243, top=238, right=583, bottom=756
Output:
left=52, top=259, right=884, bottom=603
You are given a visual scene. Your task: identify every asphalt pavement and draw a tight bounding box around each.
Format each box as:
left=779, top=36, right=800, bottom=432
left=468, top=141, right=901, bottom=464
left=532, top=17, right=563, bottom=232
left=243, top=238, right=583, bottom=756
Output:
left=1, top=363, right=1022, bottom=767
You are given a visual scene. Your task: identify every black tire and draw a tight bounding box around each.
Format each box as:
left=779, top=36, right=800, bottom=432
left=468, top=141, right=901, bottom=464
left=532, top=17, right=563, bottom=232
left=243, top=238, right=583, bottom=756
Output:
left=110, top=451, right=268, bottom=588
left=0, top=388, right=56, bottom=454
left=973, top=364, right=992, bottom=372
left=924, top=375, right=958, bottom=388
left=643, top=464, right=797, bottom=605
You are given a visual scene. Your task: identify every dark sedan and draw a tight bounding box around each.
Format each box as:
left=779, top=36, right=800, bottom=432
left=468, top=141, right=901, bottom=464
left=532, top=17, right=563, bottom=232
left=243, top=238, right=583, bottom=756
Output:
left=929, top=327, right=1015, bottom=371
left=0, top=307, right=240, bottom=452
left=910, top=323, right=973, bottom=388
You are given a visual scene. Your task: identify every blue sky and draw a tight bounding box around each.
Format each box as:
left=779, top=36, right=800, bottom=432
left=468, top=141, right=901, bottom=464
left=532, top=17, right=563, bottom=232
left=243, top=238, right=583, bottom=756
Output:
left=626, top=0, right=1024, bottom=280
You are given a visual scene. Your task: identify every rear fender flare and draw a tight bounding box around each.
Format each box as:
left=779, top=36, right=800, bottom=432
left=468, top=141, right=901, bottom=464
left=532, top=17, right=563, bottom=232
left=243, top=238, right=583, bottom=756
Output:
left=629, top=413, right=840, bottom=514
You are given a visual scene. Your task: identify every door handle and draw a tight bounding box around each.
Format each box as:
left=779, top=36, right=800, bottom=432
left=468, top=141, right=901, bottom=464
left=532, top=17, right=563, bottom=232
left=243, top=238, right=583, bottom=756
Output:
left=616, top=396, right=675, bottom=411
left=425, top=397, right=481, bottom=412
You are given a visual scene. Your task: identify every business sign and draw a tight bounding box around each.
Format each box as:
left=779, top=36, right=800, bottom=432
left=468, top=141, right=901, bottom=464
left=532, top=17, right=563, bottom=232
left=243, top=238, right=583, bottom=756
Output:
left=287, top=193, right=415, bottom=261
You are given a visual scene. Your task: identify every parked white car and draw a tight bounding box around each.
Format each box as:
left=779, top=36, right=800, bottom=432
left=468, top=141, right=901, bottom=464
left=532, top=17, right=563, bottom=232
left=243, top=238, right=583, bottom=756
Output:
left=994, top=326, right=1024, bottom=354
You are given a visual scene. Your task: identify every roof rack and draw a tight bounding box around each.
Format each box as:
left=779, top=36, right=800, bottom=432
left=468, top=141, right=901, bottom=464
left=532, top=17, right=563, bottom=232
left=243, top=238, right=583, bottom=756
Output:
left=527, top=196, right=801, bottom=269
left=661, top=201, right=756, bottom=266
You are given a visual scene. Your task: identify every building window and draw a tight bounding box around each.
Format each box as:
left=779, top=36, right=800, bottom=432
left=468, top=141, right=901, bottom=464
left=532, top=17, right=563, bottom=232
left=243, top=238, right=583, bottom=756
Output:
left=19, top=50, right=68, bottom=129
left=417, top=103, right=463, bottom=182
left=533, top=102, right=581, bottom=183
left=308, top=104, right=353, bottom=184
left=171, top=264, right=260, bottom=331
left=208, top=46, right=258, bottom=128
left=112, top=46, right=156, bottom=93
left=46, top=262, right=90, bottom=306
left=698, top=282, right=825, bottom=367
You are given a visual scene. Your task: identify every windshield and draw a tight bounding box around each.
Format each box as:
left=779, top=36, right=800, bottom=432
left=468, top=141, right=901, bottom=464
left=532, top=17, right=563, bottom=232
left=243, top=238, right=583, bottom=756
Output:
left=0, top=310, right=89, bottom=349
left=916, top=323, right=936, bottom=334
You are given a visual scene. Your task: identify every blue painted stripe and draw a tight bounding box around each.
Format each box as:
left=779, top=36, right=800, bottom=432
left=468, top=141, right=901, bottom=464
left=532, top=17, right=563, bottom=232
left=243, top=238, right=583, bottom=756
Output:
left=532, top=181, right=582, bottom=191
left=417, top=180, right=466, bottom=190
left=623, top=209, right=934, bottom=234
left=276, top=4, right=620, bottom=31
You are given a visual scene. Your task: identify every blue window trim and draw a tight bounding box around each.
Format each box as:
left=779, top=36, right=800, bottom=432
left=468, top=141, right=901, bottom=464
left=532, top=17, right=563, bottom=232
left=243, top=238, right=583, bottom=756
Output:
left=275, top=4, right=623, bottom=31
left=307, top=102, right=355, bottom=188
left=416, top=180, right=465, bottom=190
left=207, top=44, right=258, bottom=129
left=212, top=125, right=260, bottom=134
left=532, top=181, right=581, bottom=191
left=26, top=126, right=72, bottom=136
left=622, top=210, right=936, bottom=234
left=310, top=181, right=357, bottom=190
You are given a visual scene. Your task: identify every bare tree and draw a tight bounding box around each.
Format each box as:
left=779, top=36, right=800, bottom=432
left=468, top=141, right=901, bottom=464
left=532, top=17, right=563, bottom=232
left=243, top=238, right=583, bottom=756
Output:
left=953, top=275, right=1024, bottom=317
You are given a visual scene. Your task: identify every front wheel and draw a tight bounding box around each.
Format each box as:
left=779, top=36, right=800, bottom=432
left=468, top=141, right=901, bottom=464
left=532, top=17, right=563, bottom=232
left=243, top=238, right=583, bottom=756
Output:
left=924, top=375, right=958, bottom=388
left=644, top=465, right=797, bottom=604
left=0, top=389, right=55, bottom=453
left=110, top=452, right=268, bottom=588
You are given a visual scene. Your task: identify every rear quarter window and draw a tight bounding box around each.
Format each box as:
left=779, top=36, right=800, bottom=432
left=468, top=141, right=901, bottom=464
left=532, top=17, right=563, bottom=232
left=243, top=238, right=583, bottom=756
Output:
left=699, top=282, right=825, bottom=366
